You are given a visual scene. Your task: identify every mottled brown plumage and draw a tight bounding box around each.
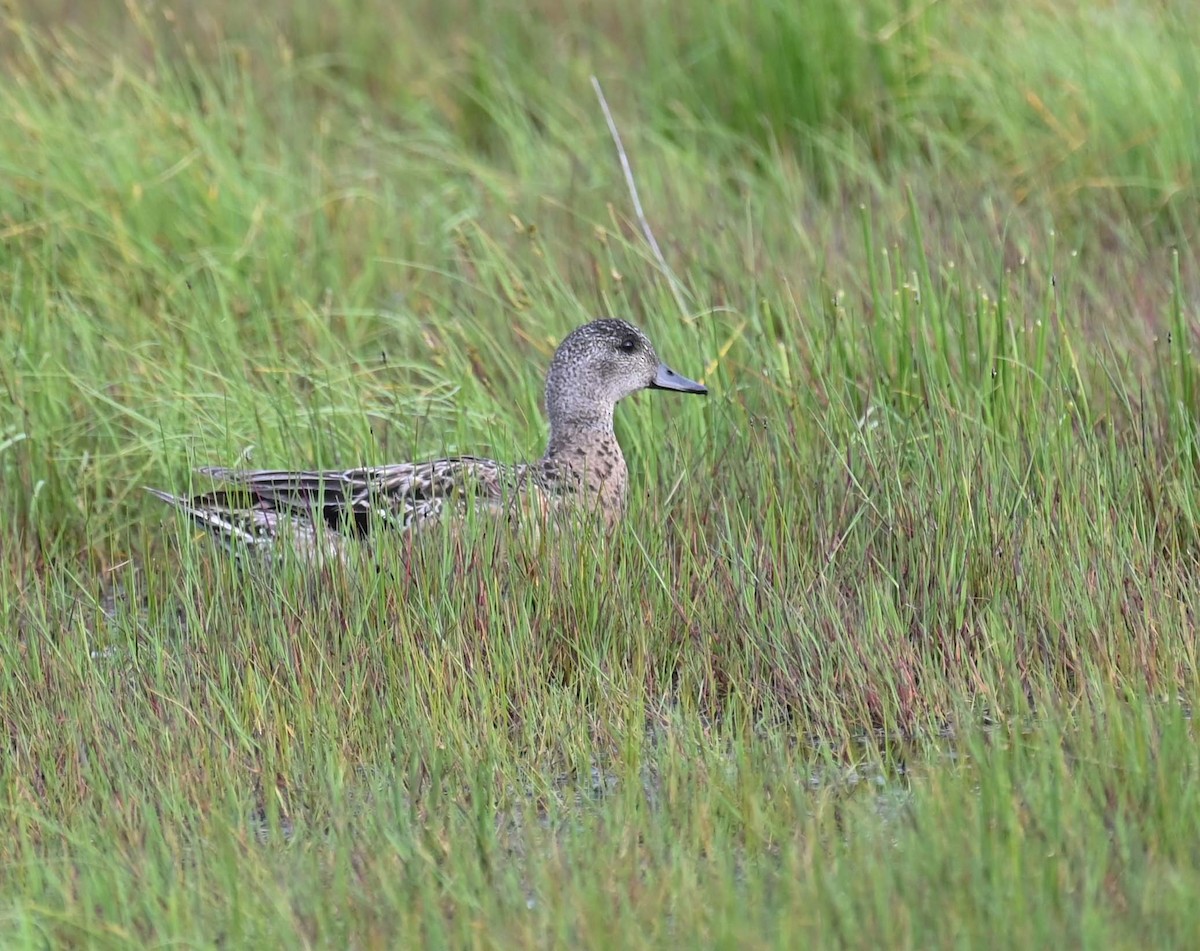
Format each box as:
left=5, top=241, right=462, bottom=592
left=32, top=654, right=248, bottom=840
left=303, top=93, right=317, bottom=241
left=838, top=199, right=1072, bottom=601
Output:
left=148, top=319, right=706, bottom=557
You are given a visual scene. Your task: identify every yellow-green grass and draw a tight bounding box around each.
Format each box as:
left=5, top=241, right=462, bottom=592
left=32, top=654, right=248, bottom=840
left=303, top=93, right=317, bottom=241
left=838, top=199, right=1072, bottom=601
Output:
left=2, top=1, right=1199, bottom=946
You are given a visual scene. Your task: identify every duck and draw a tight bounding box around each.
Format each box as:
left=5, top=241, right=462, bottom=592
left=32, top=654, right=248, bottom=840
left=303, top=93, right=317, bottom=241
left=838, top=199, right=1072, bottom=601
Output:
left=148, top=318, right=707, bottom=557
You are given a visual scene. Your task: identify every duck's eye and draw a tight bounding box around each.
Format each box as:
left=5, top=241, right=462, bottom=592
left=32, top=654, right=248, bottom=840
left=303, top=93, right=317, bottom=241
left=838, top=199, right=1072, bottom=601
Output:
left=618, top=337, right=639, bottom=354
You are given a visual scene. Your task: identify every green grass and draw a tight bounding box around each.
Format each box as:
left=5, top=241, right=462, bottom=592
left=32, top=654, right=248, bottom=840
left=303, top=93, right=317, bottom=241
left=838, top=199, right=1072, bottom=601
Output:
left=2, top=0, right=1200, bottom=946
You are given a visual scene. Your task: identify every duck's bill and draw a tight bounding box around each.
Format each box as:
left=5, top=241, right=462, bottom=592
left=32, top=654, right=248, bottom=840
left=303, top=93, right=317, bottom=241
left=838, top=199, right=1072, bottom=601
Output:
left=650, top=363, right=708, bottom=394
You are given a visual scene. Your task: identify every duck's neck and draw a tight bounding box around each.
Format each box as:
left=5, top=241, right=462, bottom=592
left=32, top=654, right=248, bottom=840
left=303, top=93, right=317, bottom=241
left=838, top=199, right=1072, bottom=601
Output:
left=545, top=405, right=615, bottom=457
left=541, top=410, right=627, bottom=511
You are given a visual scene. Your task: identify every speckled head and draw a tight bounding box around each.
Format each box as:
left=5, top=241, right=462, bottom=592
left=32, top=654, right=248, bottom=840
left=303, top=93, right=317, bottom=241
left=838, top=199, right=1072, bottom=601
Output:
left=543, top=318, right=706, bottom=440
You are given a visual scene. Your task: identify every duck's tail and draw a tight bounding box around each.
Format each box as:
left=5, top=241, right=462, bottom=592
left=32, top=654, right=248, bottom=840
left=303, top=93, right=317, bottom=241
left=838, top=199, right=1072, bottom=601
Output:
left=145, top=485, right=351, bottom=564
left=144, top=486, right=269, bottom=552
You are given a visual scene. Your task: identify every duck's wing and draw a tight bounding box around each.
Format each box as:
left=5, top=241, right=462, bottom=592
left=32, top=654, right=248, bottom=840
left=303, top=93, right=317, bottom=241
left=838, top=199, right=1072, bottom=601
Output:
left=193, top=455, right=522, bottom=534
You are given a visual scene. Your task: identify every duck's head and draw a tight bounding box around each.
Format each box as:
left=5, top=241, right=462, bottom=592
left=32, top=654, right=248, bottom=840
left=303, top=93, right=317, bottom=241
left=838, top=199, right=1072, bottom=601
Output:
left=543, top=318, right=706, bottom=437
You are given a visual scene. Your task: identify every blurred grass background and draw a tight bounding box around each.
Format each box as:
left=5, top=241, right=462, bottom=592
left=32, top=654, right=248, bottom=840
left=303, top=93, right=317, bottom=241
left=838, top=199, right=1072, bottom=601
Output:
left=2, top=0, right=1199, bottom=946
